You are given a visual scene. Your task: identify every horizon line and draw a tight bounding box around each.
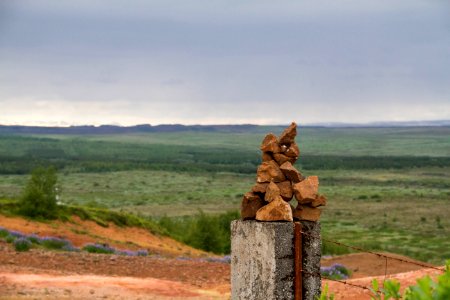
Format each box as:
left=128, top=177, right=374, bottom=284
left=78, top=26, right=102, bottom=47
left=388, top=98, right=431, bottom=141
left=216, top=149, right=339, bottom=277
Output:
left=1, top=119, right=450, bottom=128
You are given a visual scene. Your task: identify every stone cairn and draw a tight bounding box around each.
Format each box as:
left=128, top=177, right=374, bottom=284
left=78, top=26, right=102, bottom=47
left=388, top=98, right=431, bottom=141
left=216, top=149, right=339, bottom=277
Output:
left=241, top=122, right=327, bottom=222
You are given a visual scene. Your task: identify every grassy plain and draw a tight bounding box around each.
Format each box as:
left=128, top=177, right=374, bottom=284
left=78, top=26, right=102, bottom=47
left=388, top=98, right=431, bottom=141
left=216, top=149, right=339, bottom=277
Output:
left=0, top=126, right=449, bottom=263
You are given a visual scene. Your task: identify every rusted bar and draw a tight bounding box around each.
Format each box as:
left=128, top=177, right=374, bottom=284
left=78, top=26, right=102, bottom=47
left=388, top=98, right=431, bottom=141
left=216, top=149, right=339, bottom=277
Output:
left=294, top=222, right=302, bottom=300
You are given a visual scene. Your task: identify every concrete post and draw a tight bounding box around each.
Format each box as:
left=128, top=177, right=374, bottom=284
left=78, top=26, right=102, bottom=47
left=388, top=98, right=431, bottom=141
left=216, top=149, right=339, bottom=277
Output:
left=231, top=220, right=321, bottom=300
left=300, top=220, right=322, bottom=300
left=231, top=220, right=295, bottom=300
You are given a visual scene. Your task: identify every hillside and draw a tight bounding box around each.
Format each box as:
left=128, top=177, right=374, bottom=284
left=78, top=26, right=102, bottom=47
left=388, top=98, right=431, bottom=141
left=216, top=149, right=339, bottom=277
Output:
left=0, top=214, right=207, bottom=258
left=0, top=213, right=444, bottom=299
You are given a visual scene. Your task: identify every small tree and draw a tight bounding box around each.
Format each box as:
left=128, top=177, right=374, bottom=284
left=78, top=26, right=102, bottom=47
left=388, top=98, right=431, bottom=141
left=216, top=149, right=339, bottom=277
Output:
left=20, top=166, right=59, bottom=219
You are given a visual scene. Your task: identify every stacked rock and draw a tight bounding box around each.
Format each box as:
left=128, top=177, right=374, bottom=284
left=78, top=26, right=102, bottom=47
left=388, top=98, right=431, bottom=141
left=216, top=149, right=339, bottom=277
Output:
left=241, top=122, right=327, bottom=222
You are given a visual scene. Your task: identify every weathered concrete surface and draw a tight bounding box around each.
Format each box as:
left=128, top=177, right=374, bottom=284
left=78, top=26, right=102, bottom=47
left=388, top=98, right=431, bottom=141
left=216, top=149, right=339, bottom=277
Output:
left=231, top=220, right=295, bottom=300
left=300, top=221, right=322, bottom=300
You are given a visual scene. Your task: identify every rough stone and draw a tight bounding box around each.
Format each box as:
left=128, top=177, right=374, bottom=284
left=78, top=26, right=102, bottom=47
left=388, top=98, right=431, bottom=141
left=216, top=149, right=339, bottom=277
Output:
left=277, top=181, right=293, bottom=201
left=280, top=161, right=303, bottom=183
left=311, top=195, right=327, bottom=207
left=293, top=205, right=321, bottom=222
left=251, top=182, right=269, bottom=194
left=260, top=133, right=281, bottom=153
left=262, top=152, right=273, bottom=162
left=231, top=220, right=295, bottom=300
left=293, top=176, right=319, bottom=203
left=256, top=160, right=286, bottom=183
left=273, top=153, right=291, bottom=165
left=256, top=196, right=293, bottom=222
left=265, top=182, right=281, bottom=202
left=285, top=142, right=300, bottom=159
left=278, top=122, right=297, bottom=145
left=241, top=192, right=266, bottom=220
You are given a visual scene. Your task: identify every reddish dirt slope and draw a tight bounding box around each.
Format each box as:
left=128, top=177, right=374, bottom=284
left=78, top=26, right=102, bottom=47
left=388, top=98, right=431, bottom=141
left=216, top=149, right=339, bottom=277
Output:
left=322, top=252, right=435, bottom=278
left=0, top=214, right=207, bottom=257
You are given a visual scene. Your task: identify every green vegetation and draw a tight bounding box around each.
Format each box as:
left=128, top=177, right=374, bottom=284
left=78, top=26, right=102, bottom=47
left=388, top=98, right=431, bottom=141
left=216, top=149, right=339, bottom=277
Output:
left=159, top=210, right=239, bottom=254
left=13, top=238, right=31, bottom=252
left=19, top=166, right=58, bottom=219
left=0, top=127, right=449, bottom=261
left=368, top=261, right=450, bottom=299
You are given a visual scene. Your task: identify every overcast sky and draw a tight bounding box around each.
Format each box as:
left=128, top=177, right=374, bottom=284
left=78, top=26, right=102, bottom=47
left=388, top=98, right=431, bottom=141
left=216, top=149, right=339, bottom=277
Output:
left=0, top=0, right=449, bottom=126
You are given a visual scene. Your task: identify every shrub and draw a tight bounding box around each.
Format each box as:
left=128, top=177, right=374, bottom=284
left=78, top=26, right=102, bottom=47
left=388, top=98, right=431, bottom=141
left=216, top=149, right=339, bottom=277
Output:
left=0, top=227, right=9, bottom=238
left=40, top=236, right=71, bottom=250
left=321, top=263, right=351, bottom=280
left=19, top=166, right=59, bottom=219
left=368, top=260, right=450, bottom=300
left=14, top=237, right=32, bottom=252
left=83, top=243, right=116, bottom=254
left=27, top=234, right=41, bottom=244
left=5, top=235, right=15, bottom=243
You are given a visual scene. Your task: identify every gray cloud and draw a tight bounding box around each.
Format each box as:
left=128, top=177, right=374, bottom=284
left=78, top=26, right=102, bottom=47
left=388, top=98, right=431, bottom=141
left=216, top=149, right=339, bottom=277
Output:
left=0, top=0, right=449, bottom=125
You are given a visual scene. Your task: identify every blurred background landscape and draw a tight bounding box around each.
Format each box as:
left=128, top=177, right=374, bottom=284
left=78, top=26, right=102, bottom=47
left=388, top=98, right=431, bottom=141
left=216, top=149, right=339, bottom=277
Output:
left=0, top=124, right=448, bottom=263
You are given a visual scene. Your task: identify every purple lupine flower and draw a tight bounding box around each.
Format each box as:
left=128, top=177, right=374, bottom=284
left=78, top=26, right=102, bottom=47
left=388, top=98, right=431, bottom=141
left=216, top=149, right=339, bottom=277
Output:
left=39, top=236, right=72, bottom=250
left=320, top=263, right=351, bottom=280
left=13, top=237, right=32, bottom=252
left=136, top=250, right=148, bottom=257
left=83, top=243, right=116, bottom=254
left=8, top=230, right=25, bottom=238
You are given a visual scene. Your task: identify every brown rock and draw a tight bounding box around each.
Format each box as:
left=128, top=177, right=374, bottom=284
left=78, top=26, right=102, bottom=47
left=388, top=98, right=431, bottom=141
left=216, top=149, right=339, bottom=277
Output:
left=256, top=160, right=286, bottom=183
left=279, top=161, right=304, bottom=183
left=293, top=204, right=321, bottom=221
left=293, top=176, right=319, bottom=203
left=273, top=153, right=290, bottom=165
left=285, top=142, right=300, bottom=158
left=262, top=152, right=273, bottom=162
left=251, top=182, right=268, bottom=194
left=241, top=192, right=266, bottom=220
left=255, top=196, right=293, bottom=222
left=311, top=194, right=327, bottom=207
left=277, top=181, right=293, bottom=201
left=278, top=122, right=297, bottom=145
left=260, top=133, right=281, bottom=153
left=265, top=182, right=280, bottom=202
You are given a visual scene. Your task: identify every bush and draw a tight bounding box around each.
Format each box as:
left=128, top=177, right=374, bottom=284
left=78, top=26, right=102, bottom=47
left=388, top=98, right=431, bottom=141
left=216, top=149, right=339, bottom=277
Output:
left=19, top=166, right=59, bottom=219
left=0, top=227, right=9, bottom=238
left=83, top=243, right=116, bottom=254
left=159, top=210, right=239, bottom=254
left=40, top=237, right=71, bottom=250
left=368, top=260, right=450, bottom=300
left=14, top=237, right=31, bottom=252
left=321, top=264, right=351, bottom=280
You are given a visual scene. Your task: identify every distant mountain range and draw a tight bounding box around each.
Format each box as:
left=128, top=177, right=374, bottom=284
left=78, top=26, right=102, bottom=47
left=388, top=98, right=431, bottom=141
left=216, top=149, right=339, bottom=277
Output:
left=306, top=120, right=450, bottom=127
left=0, top=120, right=449, bottom=135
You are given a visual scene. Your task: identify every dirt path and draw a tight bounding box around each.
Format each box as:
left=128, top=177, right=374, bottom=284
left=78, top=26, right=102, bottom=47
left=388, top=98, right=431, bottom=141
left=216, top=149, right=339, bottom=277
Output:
left=0, top=272, right=228, bottom=300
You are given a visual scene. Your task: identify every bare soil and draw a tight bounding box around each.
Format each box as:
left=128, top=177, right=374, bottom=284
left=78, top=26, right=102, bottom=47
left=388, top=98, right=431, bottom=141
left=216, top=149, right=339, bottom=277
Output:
left=0, top=215, right=444, bottom=299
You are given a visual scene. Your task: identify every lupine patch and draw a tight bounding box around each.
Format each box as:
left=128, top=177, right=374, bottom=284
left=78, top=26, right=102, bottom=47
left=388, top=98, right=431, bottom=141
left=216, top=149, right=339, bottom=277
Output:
left=13, top=237, right=32, bottom=252
left=83, top=243, right=116, bottom=254
left=320, top=263, right=351, bottom=280
left=39, top=236, right=72, bottom=250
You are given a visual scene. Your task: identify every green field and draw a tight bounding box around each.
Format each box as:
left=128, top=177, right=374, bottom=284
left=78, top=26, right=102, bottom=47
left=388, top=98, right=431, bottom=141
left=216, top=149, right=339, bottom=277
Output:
left=0, top=126, right=449, bottom=263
